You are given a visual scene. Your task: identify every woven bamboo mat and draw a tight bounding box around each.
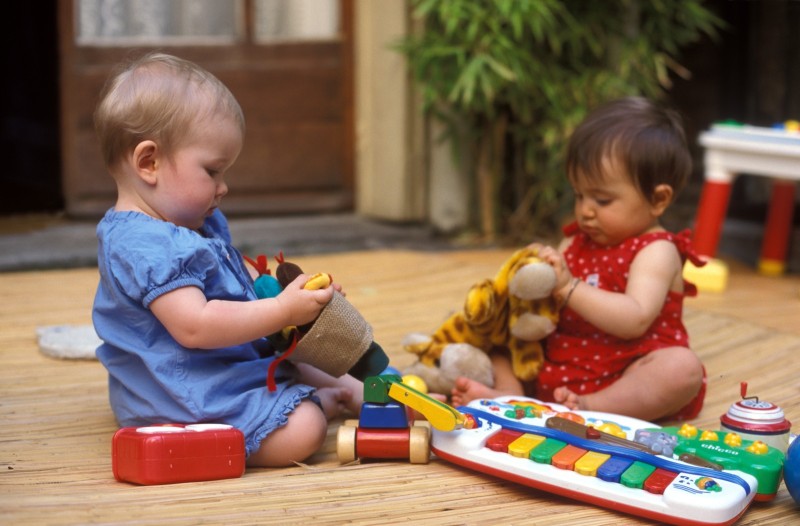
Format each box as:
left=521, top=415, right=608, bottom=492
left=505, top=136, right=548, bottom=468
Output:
left=1, top=249, right=798, bottom=525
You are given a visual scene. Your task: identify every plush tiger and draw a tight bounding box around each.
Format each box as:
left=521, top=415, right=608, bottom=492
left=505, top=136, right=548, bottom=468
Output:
left=403, top=248, right=559, bottom=382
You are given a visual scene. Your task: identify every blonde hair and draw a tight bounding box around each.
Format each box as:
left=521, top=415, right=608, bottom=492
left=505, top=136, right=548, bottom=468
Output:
left=94, top=52, right=245, bottom=170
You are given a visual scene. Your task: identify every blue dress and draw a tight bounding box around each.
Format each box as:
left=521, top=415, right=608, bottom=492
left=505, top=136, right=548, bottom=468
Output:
left=93, top=209, right=315, bottom=456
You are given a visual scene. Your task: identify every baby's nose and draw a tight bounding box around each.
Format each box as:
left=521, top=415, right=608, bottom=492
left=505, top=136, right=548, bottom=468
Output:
left=577, top=201, right=594, bottom=217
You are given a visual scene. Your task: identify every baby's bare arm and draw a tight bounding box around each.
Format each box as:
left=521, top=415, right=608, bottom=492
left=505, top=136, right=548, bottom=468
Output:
left=564, top=240, right=681, bottom=339
left=150, top=274, right=333, bottom=349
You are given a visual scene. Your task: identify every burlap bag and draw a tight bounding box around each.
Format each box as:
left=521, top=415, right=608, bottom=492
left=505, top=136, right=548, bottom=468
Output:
left=289, top=291, right=373, bottom=378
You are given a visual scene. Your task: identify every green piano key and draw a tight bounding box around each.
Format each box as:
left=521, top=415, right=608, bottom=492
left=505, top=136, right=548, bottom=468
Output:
left=620, top=461, right=656, bottom=489
left=530, top=438, right=566, bottom=464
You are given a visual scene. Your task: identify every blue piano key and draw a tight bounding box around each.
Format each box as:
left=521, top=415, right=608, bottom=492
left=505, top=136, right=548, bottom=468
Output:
left=597, top=456, right=634, bottom=483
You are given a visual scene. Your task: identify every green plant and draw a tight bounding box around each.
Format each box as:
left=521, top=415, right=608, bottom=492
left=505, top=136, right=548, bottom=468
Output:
left=395, top=0, right=723, bottom=241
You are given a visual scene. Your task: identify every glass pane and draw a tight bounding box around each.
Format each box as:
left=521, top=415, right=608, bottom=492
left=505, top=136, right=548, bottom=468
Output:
left=254, top=0, right=340, bottom=43
left=76, top=0, right=243, bottom=46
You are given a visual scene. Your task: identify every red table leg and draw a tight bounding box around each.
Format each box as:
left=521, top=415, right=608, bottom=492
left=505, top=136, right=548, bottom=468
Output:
left=692, top=180, right=733, bottom=258
left=759, top=180, right=796, bottom=276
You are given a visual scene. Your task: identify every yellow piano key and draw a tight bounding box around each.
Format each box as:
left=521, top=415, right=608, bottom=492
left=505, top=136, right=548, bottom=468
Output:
left=508, top=433, right=546, bottom=458
left=574, top=451, right=611, bottom=476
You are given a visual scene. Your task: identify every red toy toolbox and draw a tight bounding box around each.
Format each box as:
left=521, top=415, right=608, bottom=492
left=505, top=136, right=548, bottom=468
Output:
left=112, top=423, right=245, bottom=485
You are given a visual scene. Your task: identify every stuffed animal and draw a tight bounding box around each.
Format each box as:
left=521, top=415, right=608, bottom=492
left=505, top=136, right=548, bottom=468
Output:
left=402, top=341, right=495, bottom=396
left=402, top=248, right=559, bottom=391
left=245, top=253, right=389, bottom=389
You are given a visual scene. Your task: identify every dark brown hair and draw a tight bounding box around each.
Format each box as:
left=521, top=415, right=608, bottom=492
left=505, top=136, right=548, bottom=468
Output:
left=566, top=97, right=692, bottom=201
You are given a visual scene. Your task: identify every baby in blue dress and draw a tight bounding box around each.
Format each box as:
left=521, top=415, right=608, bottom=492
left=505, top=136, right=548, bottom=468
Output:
left=92, top=52, right=362, bottom=467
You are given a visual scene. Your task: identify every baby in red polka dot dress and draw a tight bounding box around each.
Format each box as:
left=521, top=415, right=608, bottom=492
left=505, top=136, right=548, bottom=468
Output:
left=451, top=97, right=707, bottom=422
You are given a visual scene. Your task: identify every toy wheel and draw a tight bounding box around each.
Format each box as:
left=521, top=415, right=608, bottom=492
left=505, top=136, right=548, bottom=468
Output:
left=337, top=420, right=359, bottom=463
left=408, top=425, right=431, bottom=464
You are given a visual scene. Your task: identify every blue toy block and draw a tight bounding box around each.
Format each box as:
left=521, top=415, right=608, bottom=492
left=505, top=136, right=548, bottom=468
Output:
left=359, top=402, right=409, bottom=429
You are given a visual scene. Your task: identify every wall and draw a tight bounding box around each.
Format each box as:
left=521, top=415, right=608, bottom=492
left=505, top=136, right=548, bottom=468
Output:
left=354, top=0, right=426, bottom=222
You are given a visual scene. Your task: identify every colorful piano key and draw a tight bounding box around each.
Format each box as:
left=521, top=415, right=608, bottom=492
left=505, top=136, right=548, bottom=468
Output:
left=507, top=433, right=545, bottom=458
left=494, top=429, right=678, bottom=491
left=485, top=428, right=521, bottom=452
left=551, top=444, right=588, bottom=470
left=620, top=461, right=656, bottom=489
left=574, top=451, right=611, bottom=476
left=530, top=438, right=566, bottom=464
left=644, top=468, right=679, bottom=495
left=596, top=456, right=634, bottom=483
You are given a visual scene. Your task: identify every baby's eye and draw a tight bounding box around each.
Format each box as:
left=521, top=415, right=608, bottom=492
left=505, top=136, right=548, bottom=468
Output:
left=206, top=168, right=220, bottom=178
left=594, top=197, right=612, bottom=206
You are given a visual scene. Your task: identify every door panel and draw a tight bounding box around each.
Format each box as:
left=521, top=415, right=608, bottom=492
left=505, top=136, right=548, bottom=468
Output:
left=59, top=0, right=353, bottom=217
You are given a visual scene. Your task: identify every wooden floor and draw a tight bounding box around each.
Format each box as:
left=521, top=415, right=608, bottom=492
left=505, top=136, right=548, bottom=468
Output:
left=1, top=249, right=799, bottom=525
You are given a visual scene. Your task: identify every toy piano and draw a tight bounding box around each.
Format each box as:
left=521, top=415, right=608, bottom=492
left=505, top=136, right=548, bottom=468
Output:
left=431, top=397, right=785, bottom=526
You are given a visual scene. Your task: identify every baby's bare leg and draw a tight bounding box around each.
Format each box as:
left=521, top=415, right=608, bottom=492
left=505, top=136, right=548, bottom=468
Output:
left=246, top=400, right=327, bottom=467
left=563, top=347, right=703, bottom=421
left=451, top=352, right=524, bottom=406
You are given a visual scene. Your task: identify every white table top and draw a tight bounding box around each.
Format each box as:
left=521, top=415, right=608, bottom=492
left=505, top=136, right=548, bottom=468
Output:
left=699, top=124, right=800, bottom=181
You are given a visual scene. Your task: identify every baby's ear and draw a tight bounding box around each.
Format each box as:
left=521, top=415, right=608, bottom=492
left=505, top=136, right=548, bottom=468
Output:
left=132, top=140, right=160, bottom=185
left=651, top=184, right=674, bottom=216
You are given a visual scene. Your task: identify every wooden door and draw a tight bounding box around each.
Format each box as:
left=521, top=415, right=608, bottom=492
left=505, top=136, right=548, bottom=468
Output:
left=58, top=0, right=353, bottom=217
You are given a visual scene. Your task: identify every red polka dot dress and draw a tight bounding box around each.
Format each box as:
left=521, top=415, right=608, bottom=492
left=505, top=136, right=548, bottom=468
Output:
left=535, top=223, right=704, bottom=405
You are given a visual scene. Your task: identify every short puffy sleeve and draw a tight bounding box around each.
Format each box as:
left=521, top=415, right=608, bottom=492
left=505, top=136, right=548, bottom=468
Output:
left=102, top=219, right=219, bottom=309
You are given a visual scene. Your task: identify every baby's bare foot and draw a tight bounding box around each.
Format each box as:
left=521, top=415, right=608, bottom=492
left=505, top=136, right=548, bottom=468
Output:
left=552, top=386, right=583, bottom=410
left=451, top=376, right=502, bottom=407
left=315, top=387, right=353, bottom=419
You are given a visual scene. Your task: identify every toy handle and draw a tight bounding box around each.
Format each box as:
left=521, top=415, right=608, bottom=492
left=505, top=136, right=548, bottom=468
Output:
left=741, top=381, right=748, bottom=399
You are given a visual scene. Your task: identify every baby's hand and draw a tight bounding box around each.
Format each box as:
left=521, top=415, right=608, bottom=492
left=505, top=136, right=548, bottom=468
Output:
left=277, top=274, right=334, bottom=326
left=528, top=243, right=573, bottom=292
